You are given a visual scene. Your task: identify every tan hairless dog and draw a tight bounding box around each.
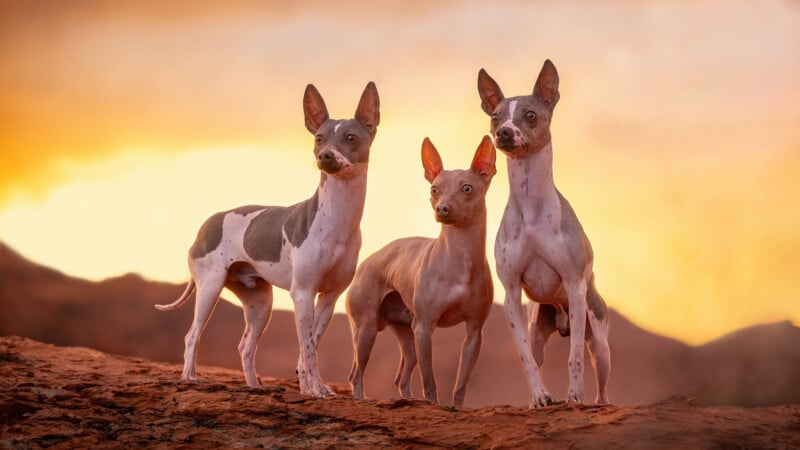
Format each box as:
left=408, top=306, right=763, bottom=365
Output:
left=347, top=136, right=496, bottom=406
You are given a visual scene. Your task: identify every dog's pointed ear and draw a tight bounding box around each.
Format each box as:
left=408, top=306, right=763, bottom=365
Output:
left=421, top=137, right=443, bottom=183
left=471, top=135, right=497, bottom=182
left=304, top=84, right=329, bottom=134
left=533, top=59, right=560, bottom=109
left=478, top=69, right=504, bottom=115
left=355, top=81, right=380, bottom=134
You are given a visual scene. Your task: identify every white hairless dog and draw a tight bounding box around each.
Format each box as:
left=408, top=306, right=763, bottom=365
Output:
left=478, top=60, right=611, bottom=407
left=156, top=82, right=380, bottom=398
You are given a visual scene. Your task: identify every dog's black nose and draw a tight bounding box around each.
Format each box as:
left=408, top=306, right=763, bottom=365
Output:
left=498, top=127, right=514, bottom=141
left=317, top=149, right=342, bottom=174
left=436, top=204, right=450, bottom=216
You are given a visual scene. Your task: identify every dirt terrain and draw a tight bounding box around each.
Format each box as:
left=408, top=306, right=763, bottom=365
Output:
left=2, top=242, right=799, bottom=409
left=2, top=336, right=799, bottom=449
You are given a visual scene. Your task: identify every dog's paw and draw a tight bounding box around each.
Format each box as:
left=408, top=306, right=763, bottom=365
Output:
left=530, top=389, right=556, bottom=408
left=304, top=380, right=336, bottom=399
left=566, top=390, right=584, bottom=404
left=298, top=371, right=336, bottom=398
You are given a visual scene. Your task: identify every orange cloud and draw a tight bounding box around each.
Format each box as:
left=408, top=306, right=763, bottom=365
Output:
left=1, top=0, right=799, bottom=343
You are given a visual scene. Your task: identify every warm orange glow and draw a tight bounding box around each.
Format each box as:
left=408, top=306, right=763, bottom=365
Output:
left=1, top=1, right=799, bottom=345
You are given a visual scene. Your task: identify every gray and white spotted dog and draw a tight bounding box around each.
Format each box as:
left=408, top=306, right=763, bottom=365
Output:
left=156, top=82, right=380, bottom=398
left=478, top=60, right=611, bottom=407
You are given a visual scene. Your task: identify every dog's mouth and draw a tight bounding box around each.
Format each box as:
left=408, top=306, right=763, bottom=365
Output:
left=435, top=212, right=467, bottom=225
left=321, top=161, right=366, bottom=179
left=317, top=159, right=342, bottom=174
left=494, top=140, right=529, bottom=156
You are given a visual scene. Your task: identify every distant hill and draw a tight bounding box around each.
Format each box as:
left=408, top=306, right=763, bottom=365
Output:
left=1, top=241, right=798, bottom=407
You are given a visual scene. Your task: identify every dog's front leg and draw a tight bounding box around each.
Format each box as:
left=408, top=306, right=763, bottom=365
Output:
left=413, top=318, right=439, bottom=404
left=563, top=278, right=588, bottom=403
left=290, top=285, right=335, bottom=398
left=502, top=281, right=554, bottom=407
left=295, top=289, right=341, bottom=388
left=311, top=289, right=343, bottom=349
left=451, top=321, right=483, bottom=407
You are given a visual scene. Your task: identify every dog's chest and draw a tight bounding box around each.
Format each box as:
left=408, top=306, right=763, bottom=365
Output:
left=417, top=249, right=489, bottom=310
left=495, top=196, right=564, bottom=278
left=299, top=209, right=359, bottom=262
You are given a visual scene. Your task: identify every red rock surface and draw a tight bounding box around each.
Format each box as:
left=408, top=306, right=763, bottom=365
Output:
left=2, top=336, right=799, bottom=449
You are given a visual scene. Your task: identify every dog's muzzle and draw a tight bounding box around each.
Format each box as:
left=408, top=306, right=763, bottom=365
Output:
left=435, top=204, right=452, bottom=223
left=317, top=150, right=342, bottom=174
left=496, top=127, right=517, bottom=146
left=494, top=130, right=523, bottom=153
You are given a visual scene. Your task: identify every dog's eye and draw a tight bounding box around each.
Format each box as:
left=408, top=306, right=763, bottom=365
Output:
left=491, top=114, right=499, bottom=125
left=462, top=184, right=473, bottom=194
left=430, top=186, right=439, bottom=196
left=315, top=135, right=322, bottom=144
left=346, top=133, right=357, bottom=143
left=526, top=111, right=536, bottom=120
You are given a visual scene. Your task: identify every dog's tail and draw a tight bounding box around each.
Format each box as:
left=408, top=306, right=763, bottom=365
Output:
left=155, top=278, right=196, bottom=311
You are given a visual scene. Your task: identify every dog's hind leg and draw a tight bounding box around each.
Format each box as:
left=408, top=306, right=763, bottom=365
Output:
left=182, top=273, right=226, bottom=381
left=228, top=281, right=274, bottom=388
left=452, top=320, right=483, bottom=407
left=586, top=278, right=610, bottom=404
left=529, top=303, right=557, bottom=368
left=349, top=321, right=378, bottom=399
left=389, top=322, right=416, bottom=398
left=379, top=291, right=416, bottom=398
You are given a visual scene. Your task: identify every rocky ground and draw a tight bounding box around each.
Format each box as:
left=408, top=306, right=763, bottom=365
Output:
left=2, top=336, right=798, bottom=449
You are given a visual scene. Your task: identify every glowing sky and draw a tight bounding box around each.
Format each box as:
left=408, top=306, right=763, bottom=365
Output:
left=1, top=0, right=799, bottom=344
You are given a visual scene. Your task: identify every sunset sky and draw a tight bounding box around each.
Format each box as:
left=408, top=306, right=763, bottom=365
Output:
left=1, top=0, right=798, bottom=345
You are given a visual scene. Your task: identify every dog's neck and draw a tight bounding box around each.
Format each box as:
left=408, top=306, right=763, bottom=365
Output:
left=434, top=207, right=488, bottom=262
left=505, top=141, right=559, bottom=217
left=316, top=166, right=368, bottom=229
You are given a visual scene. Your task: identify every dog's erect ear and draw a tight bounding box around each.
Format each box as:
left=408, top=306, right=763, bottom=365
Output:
left=533, top=59, right=560, bottom=109
left=355, top=81, right=380, bottom=134
left=421, top=137, right=443, bottom=183
left=304, top=84, right=329, bottom=134
left=478, top=69, right=504, bottom=115
left=471, top=135, right=497, bottom=182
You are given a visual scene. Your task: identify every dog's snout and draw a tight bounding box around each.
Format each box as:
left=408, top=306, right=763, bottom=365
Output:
left=436, top=204, right=451, bottom=216
left=497, top=127, right=514, bottom=140
left=317, top=149, right=342, bottom=174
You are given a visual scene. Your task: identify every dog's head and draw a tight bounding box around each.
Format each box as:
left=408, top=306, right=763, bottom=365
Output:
left=303, top=82, right=380, bottom=178
left=477, top=60, right=559, bottom=158
left=421, top=136, right=496, bottom=226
